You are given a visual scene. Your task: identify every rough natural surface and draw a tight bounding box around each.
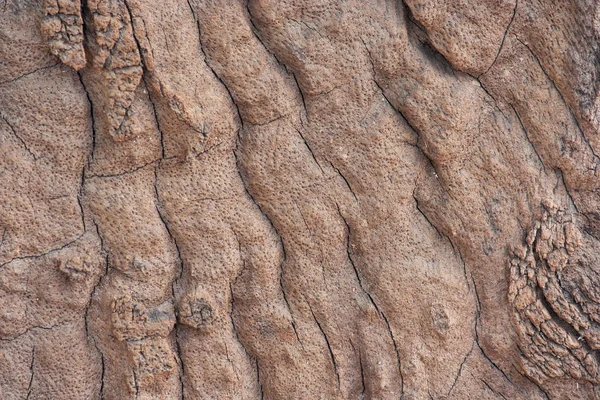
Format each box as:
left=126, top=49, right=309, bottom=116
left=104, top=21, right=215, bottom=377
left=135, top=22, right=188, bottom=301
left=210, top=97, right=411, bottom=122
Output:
left=1, top=0, right=600, bottom=398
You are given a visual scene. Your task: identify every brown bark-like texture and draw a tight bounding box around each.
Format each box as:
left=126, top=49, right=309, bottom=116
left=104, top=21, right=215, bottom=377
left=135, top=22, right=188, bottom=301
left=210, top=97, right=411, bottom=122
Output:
left=1, top=0, right=600, bottom=398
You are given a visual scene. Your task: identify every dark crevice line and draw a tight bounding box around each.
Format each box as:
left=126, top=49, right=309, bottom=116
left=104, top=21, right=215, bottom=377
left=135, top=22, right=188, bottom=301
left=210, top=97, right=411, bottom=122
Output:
left=363, top=31, right=470, bottom=287
left=413, top=189, right=444, bottom=240
left=290, top=71, right=308, bottom=122
left=245, top=0, right=310, bottom=129
left=480, top=0, right=518, bottom=77
left=123, top=0, right=170, bottom=156
left=401, top=14, right=510, bottom=121
left=124, top=0, right=170, bottom=158
left=77, top=71, right=98, bottom=163
left=328, top=160, right=358, bottom=202
left=509, top=104, right=546, bottom=173
left=307, top=301, right=340, bottom=390
left=249, top=112, right=292, bottom=127
left=360, top=37, right=445, bottom=183
left=280, top=280, right=303, bottom=348
left=145, top=80, right=166, bottom=159
left=97, top=350, right=105, bottom=399
left=401, top=3, right=459, bottom=78
left=358, top=347, right=366, bottom=399
left=0, top=324, right=61, bottom=343
left=132, top=367, right=140, bottom=399
left=122, top=1, right=143, bottom=67
left=555, top=167, right=579, bottom=214
left=296, top=128, right=324, bottom=174
left=0, top=113, right=38, bottom=159
left=244, top=1, right=289, bottom=76
left=199, top=2, right=305, bottom=366
left=223, top=342, right=235, bottom=374
left=335, top=204, right=374, bottom=310
left=255, top=359, right=265, bottom=400
left=447, top=340, right=475, bottom=396
left=87, top=219, right=109, bottom=400
left=175, top=329, right=185, bottom=399
left=412, top=187, right=469, bottom=285
left=0, top=232, right=85, bottom=269
left=289, top=18, right=324, bottom=40
left=378, top=307, right=404, bottom=395
left=186, top=0, right=243, bottom=130
left=0, top=63, right=60, bottom=86
left=232, top=146, right=300, bottom=361
left=77, top=167, right=87, bottom=232
left=87, top=159, right=159, bottom=179
left=234, top=13, right=361, bottom=369
left=472, top=278, right=516, bottom=387
left=26, top=348, right=35, bottom=399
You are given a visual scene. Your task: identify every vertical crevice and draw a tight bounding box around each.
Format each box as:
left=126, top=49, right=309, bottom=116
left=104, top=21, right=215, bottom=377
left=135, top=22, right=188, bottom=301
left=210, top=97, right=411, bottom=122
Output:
left=175, top=330, right=185, bottom=399
left=335, top=203, right=404, bottom=393
left=307, top=301, right=340, bottom=390
left=77, top=71, right=97, bottom=164
left=480, top=0, right=518, bottom=77
left=472, top=278, right=514, bottom=387
left=25, top=347, right=35, bottom=399
left=255, top=359, right=264, bottom=400
left=87, top=219, right=108, bottom=400
left=295, top=128, right=324, bottom=175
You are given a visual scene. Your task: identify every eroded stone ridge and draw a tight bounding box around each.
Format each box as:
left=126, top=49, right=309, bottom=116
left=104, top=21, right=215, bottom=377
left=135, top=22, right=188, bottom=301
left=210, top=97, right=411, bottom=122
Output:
left=509, top=205, right=600, bottom=384
left=41, top=0, right=87, bottom=70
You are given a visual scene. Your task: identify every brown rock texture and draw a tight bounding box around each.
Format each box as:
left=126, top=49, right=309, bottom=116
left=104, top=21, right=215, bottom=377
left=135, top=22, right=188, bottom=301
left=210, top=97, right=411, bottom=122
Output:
left=1, top=0, right=600, bottom=398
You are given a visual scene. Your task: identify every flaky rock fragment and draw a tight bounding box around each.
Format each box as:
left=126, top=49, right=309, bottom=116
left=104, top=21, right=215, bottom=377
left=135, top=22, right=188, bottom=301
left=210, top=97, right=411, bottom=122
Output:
left=40, top=0, right=87, bottom=70
left=509, top=208, right=600, bottom=384
left=83, top=0, right=144, bottom=141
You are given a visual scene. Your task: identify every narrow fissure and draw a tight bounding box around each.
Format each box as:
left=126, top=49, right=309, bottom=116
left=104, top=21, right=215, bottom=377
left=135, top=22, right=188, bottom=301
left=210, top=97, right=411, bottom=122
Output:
left=307, top=301, right=340, bottom=390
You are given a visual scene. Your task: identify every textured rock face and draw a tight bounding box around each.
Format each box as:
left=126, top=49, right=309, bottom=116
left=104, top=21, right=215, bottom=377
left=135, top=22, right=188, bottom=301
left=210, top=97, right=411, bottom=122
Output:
left=1, top=0, right=600, bottom=398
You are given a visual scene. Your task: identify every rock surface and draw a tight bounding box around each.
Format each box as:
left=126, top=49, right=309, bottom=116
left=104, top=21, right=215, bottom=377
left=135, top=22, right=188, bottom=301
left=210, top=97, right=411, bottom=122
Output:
left=1, top=0, right=600, bottom=398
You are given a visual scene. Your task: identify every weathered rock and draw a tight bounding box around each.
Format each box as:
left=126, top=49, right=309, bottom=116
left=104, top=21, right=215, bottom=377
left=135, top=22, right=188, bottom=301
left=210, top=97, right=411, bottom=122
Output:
left=2, top=0, right=600, bottom=398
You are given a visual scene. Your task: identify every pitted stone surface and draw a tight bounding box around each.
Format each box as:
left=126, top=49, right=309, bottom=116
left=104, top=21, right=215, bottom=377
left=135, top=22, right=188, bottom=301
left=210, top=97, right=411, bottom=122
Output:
left=1, top=0, right=600, bottom=398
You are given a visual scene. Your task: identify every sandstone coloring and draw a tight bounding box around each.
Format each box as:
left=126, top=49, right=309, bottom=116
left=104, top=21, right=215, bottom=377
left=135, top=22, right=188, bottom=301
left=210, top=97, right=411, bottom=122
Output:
left=2, top=0, right=600, bottom=399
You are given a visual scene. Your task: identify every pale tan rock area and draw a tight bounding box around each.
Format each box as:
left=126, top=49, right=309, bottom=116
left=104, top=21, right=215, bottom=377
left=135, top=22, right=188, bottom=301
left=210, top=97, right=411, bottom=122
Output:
left=1, top=0, right=600, bottom=398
